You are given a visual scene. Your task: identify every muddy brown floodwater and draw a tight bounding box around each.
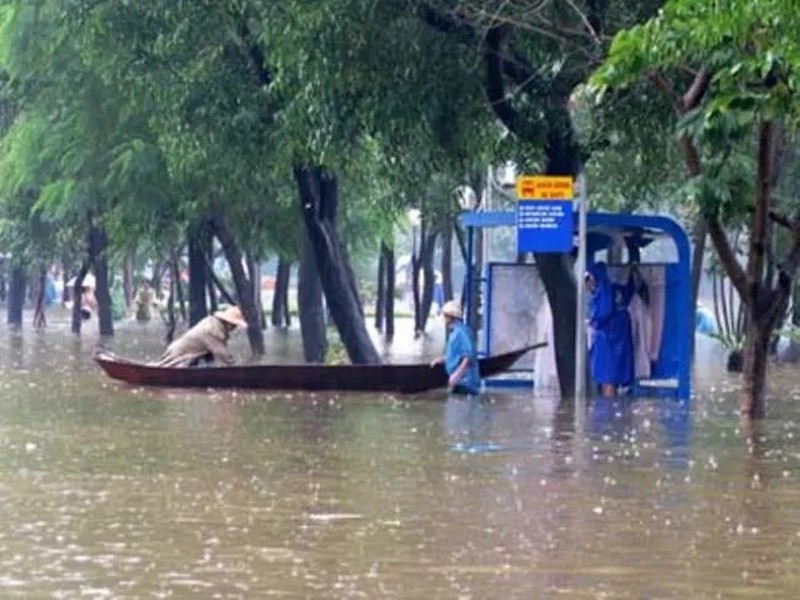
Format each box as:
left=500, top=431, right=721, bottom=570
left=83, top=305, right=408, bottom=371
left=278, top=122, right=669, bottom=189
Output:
left=1, top=311, right=800, bottom=598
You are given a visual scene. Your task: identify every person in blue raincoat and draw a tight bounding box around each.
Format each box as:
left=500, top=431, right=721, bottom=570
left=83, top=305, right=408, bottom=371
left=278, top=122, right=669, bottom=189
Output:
left=43, top=272, right=57, bottom=308
left=586, top=262, right=634, bottom=397
left=431, top=300, right=481, bottom=394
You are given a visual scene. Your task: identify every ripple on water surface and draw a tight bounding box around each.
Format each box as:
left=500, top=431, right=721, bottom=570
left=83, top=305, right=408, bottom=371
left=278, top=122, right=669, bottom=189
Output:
left=0, top=320, right=800, bottom=596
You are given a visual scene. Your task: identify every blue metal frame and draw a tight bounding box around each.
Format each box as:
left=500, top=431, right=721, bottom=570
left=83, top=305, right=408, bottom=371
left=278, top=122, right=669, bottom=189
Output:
left=465, top=226, right=474, bottom=330
left=459, top=210, right=693, bottom=399
left=485, top=263, right=494, bottom=357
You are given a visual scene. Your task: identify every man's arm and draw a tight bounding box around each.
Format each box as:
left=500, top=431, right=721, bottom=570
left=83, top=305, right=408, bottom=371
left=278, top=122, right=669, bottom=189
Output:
left=205, top=336, right=235, bottom=365
left=448, top=357, right=471, bottom=389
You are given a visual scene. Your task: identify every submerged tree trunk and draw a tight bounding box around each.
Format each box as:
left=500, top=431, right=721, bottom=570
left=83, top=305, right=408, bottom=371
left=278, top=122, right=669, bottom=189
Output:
left=7, top=265, right=25, bottom=328
left=294, top=165, right=380, bottom=364
left=71, top=263, right=90, bottom=335
left=741, top=322, right=772, bottom=419
left=188, top=222, right=209, bottom=326
left=246, top=254, right=265, bottom=330
left=91, top=225, right=114, bottom=337
left=209, top=212, right=265, bottom=355
left=534, top=122, right=582, bottom=398
left=707, top=121, right=796, bottom=418
left=271, top=257, right=292, bottom=328
left=33, top=266, right=47, bottom=330
left=298, top=233, right=327, bottom=362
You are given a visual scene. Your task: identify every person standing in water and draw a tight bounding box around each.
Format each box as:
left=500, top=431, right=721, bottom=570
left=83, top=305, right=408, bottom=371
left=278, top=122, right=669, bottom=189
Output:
left=431, top=300, right=481, bottom=394
left=586, top=262, right=634, bottom=397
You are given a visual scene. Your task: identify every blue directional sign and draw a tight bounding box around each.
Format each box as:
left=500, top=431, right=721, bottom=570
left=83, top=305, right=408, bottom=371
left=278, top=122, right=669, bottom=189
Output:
left=516, top=176, right=574, bottom=254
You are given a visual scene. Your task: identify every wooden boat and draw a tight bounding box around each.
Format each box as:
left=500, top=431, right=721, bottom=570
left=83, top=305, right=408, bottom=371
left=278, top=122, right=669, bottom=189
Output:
left=94, top=343, right=545, bottom=394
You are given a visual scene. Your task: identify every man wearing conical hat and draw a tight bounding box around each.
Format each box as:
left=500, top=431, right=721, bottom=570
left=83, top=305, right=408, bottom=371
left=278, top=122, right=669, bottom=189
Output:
left=430, top=300, right=481, bottom=394
left=151, top=305, right=248, bottom=368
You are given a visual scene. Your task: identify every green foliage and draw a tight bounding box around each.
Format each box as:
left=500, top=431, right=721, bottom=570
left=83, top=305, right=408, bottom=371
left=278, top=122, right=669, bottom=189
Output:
left=590, top=0, right=800, bottom=225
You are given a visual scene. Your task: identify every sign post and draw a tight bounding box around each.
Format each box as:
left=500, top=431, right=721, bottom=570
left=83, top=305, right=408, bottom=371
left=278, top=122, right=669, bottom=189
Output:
left=574, top=171, right=588, bottom=400
left=516, top=176, right=574, bottom=253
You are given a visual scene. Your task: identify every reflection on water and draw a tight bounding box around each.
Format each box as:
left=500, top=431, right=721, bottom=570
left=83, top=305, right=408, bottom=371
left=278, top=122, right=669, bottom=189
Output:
left=1, top=316, right=800, bottom=596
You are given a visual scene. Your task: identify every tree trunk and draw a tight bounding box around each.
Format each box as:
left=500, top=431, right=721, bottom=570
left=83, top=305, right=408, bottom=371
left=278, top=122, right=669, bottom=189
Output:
left=33, top=266, right=47, bottom=329
left=442, top=223, right=454, bottom=301
left=375, top=247, right=386, bottom=332
left=246, top=254, right=265, bottom=330
left=165, top=265, right=177, bottom=344
left=411, top=242, right=421, bottom=336
left=419, top=229, right=438, bottom=333
left=454, top=222, right=470, bottom=307
left=150, top=261, right=168, bottom=298
left=294, top=165, right=380, bottom=364
left=122, top=249, right=135, bottom=308
left=534, top=122, right=581, bottom=398
left=384, top=241, right=395, bottom=339
left=298, top=232, right=327, bottom=362
left=71, top=263, right=90, bottom=335
left=271, top=257, right=292, bottom=328
left=741, top=321, right=771, bottom=419
left=206, top=259, right=236, bottom=306
left=188, top=222, right=209, bottom=326
left=469, top=180, right=485, bottom=334
left=172, top=251, right=187, bottom=322
left=61, top=263, right=69, bottom=305
left=91, top=225, right=114, bottom=337
left=7, top=265, right=25, bottom=328
left=209, top=212, right=265, bottom=356
left=0, top=258, right=7, bottom=303
left=206, top=243, right=219, bottom=314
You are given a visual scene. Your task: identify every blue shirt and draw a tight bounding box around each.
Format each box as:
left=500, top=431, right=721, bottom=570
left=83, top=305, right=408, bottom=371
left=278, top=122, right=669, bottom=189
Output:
left=445, top=321, right=481, bottom=393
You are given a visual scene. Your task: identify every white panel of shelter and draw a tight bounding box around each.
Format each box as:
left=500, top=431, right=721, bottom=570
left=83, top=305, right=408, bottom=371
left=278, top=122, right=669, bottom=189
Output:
left=488, top=264, right=546, bottom=369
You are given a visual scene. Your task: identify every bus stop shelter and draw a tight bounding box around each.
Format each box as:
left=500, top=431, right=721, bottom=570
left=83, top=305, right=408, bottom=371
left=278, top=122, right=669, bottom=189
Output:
left=459, top=210, right=693, bottom=399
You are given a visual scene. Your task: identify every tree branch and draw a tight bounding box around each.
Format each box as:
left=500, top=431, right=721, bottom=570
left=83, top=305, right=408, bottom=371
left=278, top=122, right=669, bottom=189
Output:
left=707, top=216, right=749, bottom=303
left=681, top=68, right=709, bottom=110
left=484, top=25, right=521, bottom=135
left=417, top=4, right=476, bottom=39
left=564, top=0, right=602, bottom=46
left=646, top=72, right=681, bottom=109
left=752, top=208, right=800, bottom=233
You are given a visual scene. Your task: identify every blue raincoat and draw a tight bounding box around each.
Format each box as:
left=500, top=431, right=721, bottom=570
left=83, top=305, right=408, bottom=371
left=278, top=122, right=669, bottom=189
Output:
left=589, top=262, right=634, bottom=387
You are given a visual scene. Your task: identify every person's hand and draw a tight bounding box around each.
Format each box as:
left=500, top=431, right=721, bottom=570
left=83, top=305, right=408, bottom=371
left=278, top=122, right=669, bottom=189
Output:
left=430, top=356, right=443, bottom=368
left=447, top=374, right=459, bottom=390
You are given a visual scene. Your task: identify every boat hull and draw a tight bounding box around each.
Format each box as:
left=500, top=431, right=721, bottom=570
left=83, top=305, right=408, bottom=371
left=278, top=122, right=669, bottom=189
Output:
left=94, top=345, right=542, bottom=394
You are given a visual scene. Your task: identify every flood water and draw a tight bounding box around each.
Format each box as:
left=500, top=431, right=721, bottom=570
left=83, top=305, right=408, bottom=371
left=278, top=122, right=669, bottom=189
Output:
left=2, top=311, right=800, bottom=598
